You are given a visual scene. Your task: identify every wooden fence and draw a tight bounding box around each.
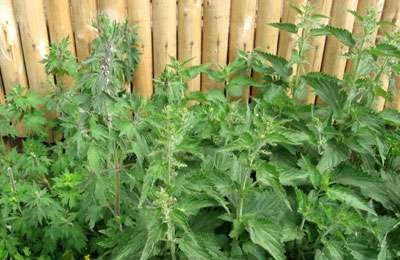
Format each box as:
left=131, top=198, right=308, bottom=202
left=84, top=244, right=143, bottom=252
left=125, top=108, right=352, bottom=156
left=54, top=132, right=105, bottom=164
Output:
left=0, top=0, right=399, bottom=110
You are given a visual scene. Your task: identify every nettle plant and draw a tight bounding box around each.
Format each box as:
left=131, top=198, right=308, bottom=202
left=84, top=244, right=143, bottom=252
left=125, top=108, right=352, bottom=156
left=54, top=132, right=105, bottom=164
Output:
left=1, top=5, right=400, bottom=260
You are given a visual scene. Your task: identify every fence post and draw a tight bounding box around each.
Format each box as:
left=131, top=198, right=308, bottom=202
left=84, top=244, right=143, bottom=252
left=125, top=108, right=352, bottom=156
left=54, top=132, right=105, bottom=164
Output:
left=70, top=0, right=97, bottom=62
left=303, top=0, right=333, bottom=104
left=178, top=0, right=202, bottom=92
left=0, top=0, right=28, bottom=94
left=98, top=0, right=127, bottom=22
left=201, top=0, right=231, bottom=92
left=44, top=0, right=76, bottom=88
left=253, top=0, right=283, bottom=97
left=13, top=0, right=52, bottom=96
left=228, top=0, right=257, bottom=101
left=128, top=0, right=153, bottom=98
left=152, top=0, right=177, bottom=78
left=321, top=0, right=358, bottom=79
left=381, top=0, right=400, bottom=111
left=255, top=0, right=282, bottom=54
left=278, top=0, right=307, bottom=62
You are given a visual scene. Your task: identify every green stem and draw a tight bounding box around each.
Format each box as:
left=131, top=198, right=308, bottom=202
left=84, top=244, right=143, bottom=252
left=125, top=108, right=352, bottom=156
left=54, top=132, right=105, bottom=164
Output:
left=114, top=167, right=121, bottom=217
left=167, top=220, right=176, bottom=260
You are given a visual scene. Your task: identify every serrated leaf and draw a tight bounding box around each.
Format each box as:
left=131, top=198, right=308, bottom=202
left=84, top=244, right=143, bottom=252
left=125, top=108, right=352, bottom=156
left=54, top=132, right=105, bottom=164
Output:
left=327, top=186, right=377, bottom=216
left=184, top=64, right=209, bottom=80
left=311, top=25, right=355, bottom=47
left=379, top=109, right=400, bottom=126
left=317, top=142, right=348, bottom=172
left=303, top=72, right=345, bottom=111
left=254, top=51, right=292, bottom=78
left=87, top=143, right=102, bottom=171
left=246, top=217, right=285, bottom=260
left=140, top=216, right=165, bottom=260
left=269, top=22, right=298, bottom=33
left=370, top=43, right=400, bottom=58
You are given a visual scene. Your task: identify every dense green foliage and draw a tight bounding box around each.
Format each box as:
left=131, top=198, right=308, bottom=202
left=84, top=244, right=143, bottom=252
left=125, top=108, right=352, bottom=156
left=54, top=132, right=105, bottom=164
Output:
left=1, top=7, right=400, bottom=260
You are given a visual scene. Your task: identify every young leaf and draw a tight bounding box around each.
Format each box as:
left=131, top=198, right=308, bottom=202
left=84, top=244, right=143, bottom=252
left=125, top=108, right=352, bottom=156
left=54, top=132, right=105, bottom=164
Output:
left=246, top=217, right=285, bottom=260
left=327, top=186, right=377, bottom=216
left=303, top=72, right=345, bottom=111
left=269, top=22, right=298, bottom=33
left=311, top=25, right=356, bottom=47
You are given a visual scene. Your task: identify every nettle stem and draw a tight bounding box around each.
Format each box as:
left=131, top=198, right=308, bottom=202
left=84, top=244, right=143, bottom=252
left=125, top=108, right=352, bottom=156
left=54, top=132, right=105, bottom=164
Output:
left=114, top=166, right=121, bottom=217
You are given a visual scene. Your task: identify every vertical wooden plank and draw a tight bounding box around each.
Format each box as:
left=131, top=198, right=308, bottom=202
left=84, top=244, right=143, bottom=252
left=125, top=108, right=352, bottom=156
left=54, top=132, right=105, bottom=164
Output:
left=201, top=0, right=231, bottom=92
left=385, top=77, right=400, bottom=111
left=0, top=0, right=28, bottom=93
left=44, top=0, right=76, bottom=87
left=13, top=0, right=52, bottom=96
left=321, top=0, right=358, bottom=79
left=252, top=0, right=283, bottom=97
left=98, top=0, right=127, bottom=22
left=228, top=0, right=257, bottom=101
left=255, top=0, right=283, bottom=54
left=152, top=0, right=177, bottom=77
left=381, top=0, right=400, bottom=111
left=277, top=0, right=307, bottom=61
left=70, top=0, right=97, bottom=61
left=44, top=0, right=76, bottom=50
left=345, top=0, right=385, bottom=73
left=127, top=0, right=153, bottom=98
left=178, top=0, right=202, bottom=92
left=303, top=0, right=333, bottom=104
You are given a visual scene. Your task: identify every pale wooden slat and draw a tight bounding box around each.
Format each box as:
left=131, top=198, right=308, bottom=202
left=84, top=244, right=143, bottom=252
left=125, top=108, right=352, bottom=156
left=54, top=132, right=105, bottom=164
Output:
left=98, top=0, right=127, bottom=22
left=321, top=0, right=358, bottom=79
left=303, top=0, right=333, bottom=104
left=127, top=0, right=153, bottom=98
left=381, top=0, right=400, bottom=111
left=277, top=0, right=307, bottom=61
left=44, top=0, right=76, bottom=50
left=178, top=0, right=202, bottom=92
left=228, top=0, right=257, bottom=101
left=13, top=0, right=52, bottom=96
left=0, top=0, right=28, bottom=94
left=70, top=0, right=97, bottom=61
left=44, top=0, right=76, bottom=88
left=255, top=0, right=283, bottom=53
left=252, top=0, right=283, bottom=97
left=385, top=77, right=400, bottom=111
left=152, top=0, right=177, bottom=77
left=201, top=0, right=231, bottom=92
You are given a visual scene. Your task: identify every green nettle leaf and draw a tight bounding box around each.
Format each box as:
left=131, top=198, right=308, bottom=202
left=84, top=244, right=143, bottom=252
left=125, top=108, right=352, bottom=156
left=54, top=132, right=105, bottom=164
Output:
left=303, top=72, right=345, bottom=111
left=179, top=236, right=211, bottom=260
left=316, top=240, right=345, bottom=260
left=140, top=215, right=165, bottom=260
left=317, top=142, right=348, bottom=172
left=87, top=143, right=102, bottom=171
left=369, top=43, right=400, bottom=58
left=254, top=51, right=293, bottom=78
left=269, top=22, right=298, bottom=33
left=327, top=186, right=377, bottom=216
left=246, top=217, right=285, bottom=260
left=379, top=109, right=400, bottom=126
left=310, top=25, right=356, bottom=47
